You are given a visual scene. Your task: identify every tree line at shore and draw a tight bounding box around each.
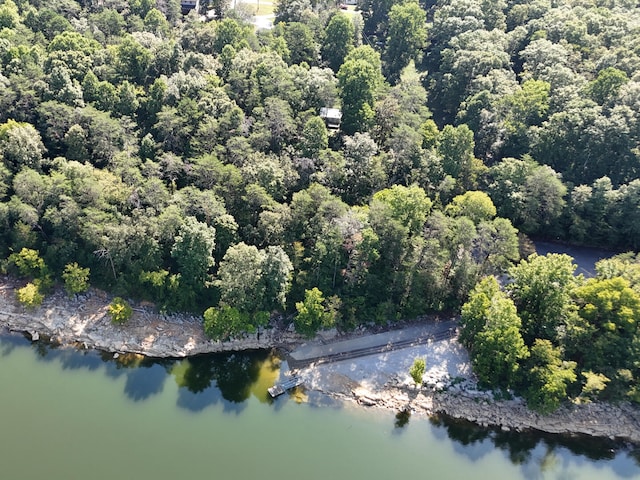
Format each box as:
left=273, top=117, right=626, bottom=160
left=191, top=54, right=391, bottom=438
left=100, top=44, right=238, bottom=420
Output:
left=1, top=0, right=640, bottom=410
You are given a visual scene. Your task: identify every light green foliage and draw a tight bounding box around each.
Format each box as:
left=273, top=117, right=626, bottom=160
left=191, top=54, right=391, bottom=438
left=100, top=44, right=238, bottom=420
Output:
left=116, top=35, right=152, bottom=84
left=0, top=120, right=46, bottom=172
left=409, top=357, right=426, bottom=385
left=108, top=297, right=133, bottom=325
left=437, top=124, right=476, bottom=190
left=16, top=282, right=44, bottom=309
left=62, top=262, right=90, bottom=296
left=143, top=8, right=170, bottom=37
left=460, top=276, right=500, bottom=348
left=579, top=370, right=610, bottom=403
left=338, top=46, right=385, bottom=134
left=372, top=184, right=432, bottom=234
left=9, top=248, right=46, bottom=278
left=572, top=277, right=640, bottom=373
left=217, top=242, right=292, bottom=315
left=300, top=116, right=328, bottom=158
left=594, top=253, right=640, bottom=293
left=585, top=67, right=628, bottom=105
left=294, top=287, right=335, bottom=338
left=500, top=79, right=550, bottom=156
left=0, top=0, right=19, bottom=29
left=446, top=191, right=496, bottom=224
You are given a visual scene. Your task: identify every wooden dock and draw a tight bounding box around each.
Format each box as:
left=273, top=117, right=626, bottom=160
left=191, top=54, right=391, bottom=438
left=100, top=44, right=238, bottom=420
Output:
left=268, top=375, right=303, bottom=398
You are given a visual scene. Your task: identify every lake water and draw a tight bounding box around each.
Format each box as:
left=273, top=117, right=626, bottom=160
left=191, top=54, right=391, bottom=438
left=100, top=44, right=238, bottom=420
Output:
left=1, top=334, right=638, bottom=480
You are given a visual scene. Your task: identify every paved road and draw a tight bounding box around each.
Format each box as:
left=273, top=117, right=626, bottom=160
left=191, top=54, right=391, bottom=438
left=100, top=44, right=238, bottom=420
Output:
left=288, top=320, right=458, bottom=368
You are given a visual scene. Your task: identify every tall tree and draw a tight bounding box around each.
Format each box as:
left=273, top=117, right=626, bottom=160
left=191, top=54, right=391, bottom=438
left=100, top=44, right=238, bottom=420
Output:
left=337, top=47, right=385, bottom=134
left=507, top=253, right=577, bottom=345
left=171, top=216, right=216, bottom=289
left=322, top=13, right=354, bottom=72
left=383, top=2, right=427, bottom=83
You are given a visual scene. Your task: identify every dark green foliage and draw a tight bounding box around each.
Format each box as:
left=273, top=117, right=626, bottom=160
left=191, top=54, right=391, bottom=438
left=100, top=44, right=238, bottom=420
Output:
left=322, top=13, right=354, bottom=72
left=382, top=2, right=426, bottom=83
left=203, top=305, right=267, bottom=341
left=523, top=339, right=576, bottom=414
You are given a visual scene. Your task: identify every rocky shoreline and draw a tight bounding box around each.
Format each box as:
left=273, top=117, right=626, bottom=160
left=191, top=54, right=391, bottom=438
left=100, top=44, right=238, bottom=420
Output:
left=347, top=383, right=640, bottom=444
left=2, top=278, right=640, bottom=445
left=0, top=280, right=305, bottom=357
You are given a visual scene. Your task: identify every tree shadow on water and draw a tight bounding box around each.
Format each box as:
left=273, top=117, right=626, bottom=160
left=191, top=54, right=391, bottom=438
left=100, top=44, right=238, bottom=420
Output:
left=430, top=415, right=496, bottom=462
left=392, top=408, right=411, bottom=433
left=0, top=333, right=28, bottom=356
left=122, top=359, right=169, bottom=402
left=173, top=351, right=266, bottom=414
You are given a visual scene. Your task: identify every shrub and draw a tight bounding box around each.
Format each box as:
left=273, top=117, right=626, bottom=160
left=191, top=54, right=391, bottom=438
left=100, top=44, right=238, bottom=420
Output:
left=62, top=263, right=90, bottom=296
left=409, top=357, right=426, bottom=385
left=109, top=297, right=133, bottom=325
left=17, top=282, right=44, bottom=309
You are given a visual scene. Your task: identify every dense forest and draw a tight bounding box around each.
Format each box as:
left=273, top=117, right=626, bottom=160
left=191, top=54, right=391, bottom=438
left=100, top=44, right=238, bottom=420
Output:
left=1, top=0, right=640, bottom=409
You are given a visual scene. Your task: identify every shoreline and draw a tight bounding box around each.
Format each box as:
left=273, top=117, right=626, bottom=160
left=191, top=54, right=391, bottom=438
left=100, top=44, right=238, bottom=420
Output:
left=2, top=278, right=640, bottom=445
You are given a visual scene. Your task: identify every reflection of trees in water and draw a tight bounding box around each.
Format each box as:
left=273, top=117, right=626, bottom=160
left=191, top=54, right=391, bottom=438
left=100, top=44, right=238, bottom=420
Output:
left=430, top=415, right=492, bottom=446
left=173, top=350, right=270, bottom=402
left=431, top=414, right=629, bottom=471
left=394, top=409, right=411, bottom=430
left=211, top=352, right=265, bottom=403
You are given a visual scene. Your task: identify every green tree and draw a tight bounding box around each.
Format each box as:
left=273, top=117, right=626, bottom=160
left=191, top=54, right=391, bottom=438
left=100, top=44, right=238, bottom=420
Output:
left=585, top=67, right=628, bottom=105
left=372, top=184, right=432, bottom=235
left=217, top=242, right=292, bottom=314
left=459, top=275, right=501, bottom=348
left=294, top=287, right=335, bottom=338
left=445, top=191, right=496, bottom=224
left=170, top=216, right=216, bottom=290
left=437, top=124, right=477, bottom=191
left=322, top=13, right=354, bottom=72
left=283, top=22, right=318, bottom=66
left=203, top=304, right=257, bottom=341
left=108, top=297, right=133, bottom=325
left=116, top=35, right=152, bottom=84
left=507, top=253, right=577, bottom=345
left=0, top=120, right=46, bottom=173
left=409, top=357, right=426, bottom=385
left=337, top=46, right=384, bottom=134
left=9, top=248, right=46, bottom=278
left=572, top=277, right=640, bottom=374
left=383, top=2, right=427, bottom=83
left=62, top=262, right=90, bottom=297
left=471, top=294, right=529, bottom=390
left=300, top=116, right=328, bottom=158
left=524, top=339, right=576, bottom=414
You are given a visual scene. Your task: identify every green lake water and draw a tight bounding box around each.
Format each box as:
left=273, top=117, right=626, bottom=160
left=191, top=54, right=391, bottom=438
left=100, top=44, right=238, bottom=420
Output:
left=0, top=333, right=638, bottom=480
